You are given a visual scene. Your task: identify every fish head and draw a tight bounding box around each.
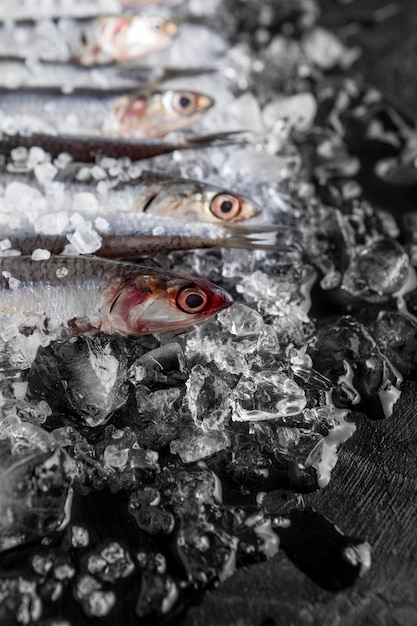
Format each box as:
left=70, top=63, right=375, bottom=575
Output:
left=105, top=270, right=233, bottom=335
left=140, top=175, right=261, bottom=223
left=97, top=15, right=177, bottom=62
left=115, top=90, right=214, bottom=138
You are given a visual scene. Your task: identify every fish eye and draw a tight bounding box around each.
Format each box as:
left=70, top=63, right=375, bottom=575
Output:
left=210, top=193, right=242, bottom=221
left=172, top=92, right=197, bottom=115
left=176, top=286, right=208, bottom=314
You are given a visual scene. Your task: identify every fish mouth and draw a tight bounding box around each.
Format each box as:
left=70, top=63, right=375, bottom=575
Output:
left=240, top=198, right=261, bottom=220
left=196, top=94, right=215, bottom=113
left=161, top=20, right=178, bottom=38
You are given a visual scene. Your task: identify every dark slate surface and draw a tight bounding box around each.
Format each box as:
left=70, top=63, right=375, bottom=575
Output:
left=184, top=382, right=417, bottom=626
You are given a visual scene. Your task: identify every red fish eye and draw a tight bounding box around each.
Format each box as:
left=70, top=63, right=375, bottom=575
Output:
left=176, top=287, right=208, bottom=314
left=172, top=92, right=197, bottom=115
left=210, top=193, right=241, bottom=221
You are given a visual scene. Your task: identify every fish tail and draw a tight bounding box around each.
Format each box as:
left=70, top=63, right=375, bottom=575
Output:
left=183, top=130, right=249, bottom=149
left=221, top=227, right=302, bottom=254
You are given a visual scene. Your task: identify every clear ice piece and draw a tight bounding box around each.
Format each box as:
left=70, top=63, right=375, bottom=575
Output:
left=170, top=429, right=230, bottom=464
left=28, top=336, right=130, bottom=427
left=217, top=303, right=264, bottom=337
left=0, top=422, right=74, bottom=552
left=184, top=364, right=232, bottom=427
left=232, top=371, right=307, bottom=422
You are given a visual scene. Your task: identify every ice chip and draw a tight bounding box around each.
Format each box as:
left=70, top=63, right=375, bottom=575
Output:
left=341, top=240, right=410, bottom=301
left=302, top=26, right=360, bottom=70
left=218, top=303, right=264, bottom=337
left=170, top=429, right=231, bottom=463
left=232, top=371, right=307, bottom=422
left=31, top=248, right=51, bottom=261
left=66, top=223, right=102, bottom=254
left=262, top=93, right=317, bottom=133
left=184, top=364, right=232, bottom=428
left=34, top=161, right=58, bottom=184
left=134, top=343, right=187, bottom=384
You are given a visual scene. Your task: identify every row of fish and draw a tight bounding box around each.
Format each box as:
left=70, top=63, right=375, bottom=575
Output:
left=0, top=2, right=386, bottom=623
left=0, top=3, right=268, bottom=341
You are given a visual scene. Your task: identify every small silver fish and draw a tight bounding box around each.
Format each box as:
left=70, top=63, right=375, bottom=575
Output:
left=0, top=256, right=232, bottom=338
left=53, top=169, right=260, bottom=224
left=0, top=15, right=177, bottom=66
left=0, top=87, right=213, bottom=139
left=3, top=213, right=284, bottom=259
left=77, top=15, right=178, bottom=66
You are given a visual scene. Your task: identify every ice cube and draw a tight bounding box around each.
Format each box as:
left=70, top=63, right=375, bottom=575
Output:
left=170, top=428, right=231, bottom=463
left=341, top=240, right=410, bottom=301
left=217, top=303, right=264, bottom=337
left=34, top=161, right=58, bottom=185
left=301, top=26, right=360, bottom=70
left=72, top=525, right=89, bottom=548
left=134, top=343, right=187, bottom=384
left=184, top=364, right=232, bottom=428
left=262, top=93, right=317, bottom=133
left=0, top=422, right=74, bottom=552
left=232, top=371, right=307, bottom=422
left=28, top=336, right=130, bottom=427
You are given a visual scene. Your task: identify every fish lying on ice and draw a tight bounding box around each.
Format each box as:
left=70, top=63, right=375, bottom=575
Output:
left=0, top=130, right=242, bottom=163
left=0, top=255, right=233, bottom=337
left=0, top=0, right=179, bottom=22
left=0, top=15, right=178, bottom=66
left=0, top=57, right=217, bottom=91
left=0, top=87, right=214, bottom=138
left=1, top=213, right=287, bottom=259
left=50, top=169, right=259, bottom=224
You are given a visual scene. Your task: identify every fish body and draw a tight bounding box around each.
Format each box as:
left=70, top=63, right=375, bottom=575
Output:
left=0, top=0, right=179, bottom=22
left=0, top=57, right=214, bottom=91
left=0, top=255, right=232, bottom=337
left=0, top=130, right=241, bottom=163
left=0, top=87, right=213, bottom=138
left=0, top=15, right=177, bottom=66
left=1, top=212, right=280, bottom=259
left=52, top=169, right=260, bottom=224
left=0, top=57, right=152, bottom=91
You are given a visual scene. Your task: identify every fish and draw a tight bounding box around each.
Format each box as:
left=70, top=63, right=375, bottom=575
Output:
left=0, top=56, right=217, bottom=92
left=0, top=255, right=233, bottom=338
left=1, top=213, right=289, bottom=259
left=52, top=169, right=260, bottom=224
left=0, top=130, right=243, bottom=163
left=77, top=15, right=178, bottom=65
left=0, top=0, right=179, bottom=23
left=0, top=15, right=177, bottom=66
left=0, top=87, right=214, bottom=139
